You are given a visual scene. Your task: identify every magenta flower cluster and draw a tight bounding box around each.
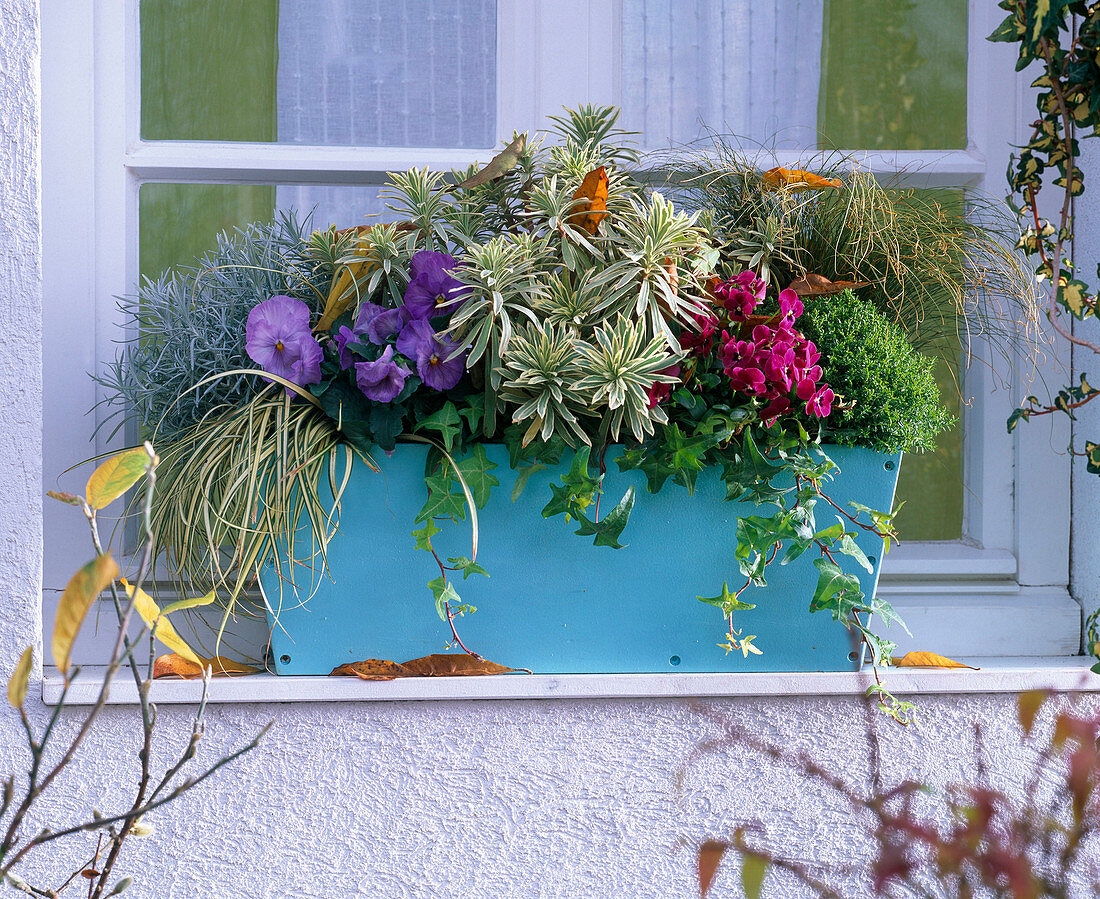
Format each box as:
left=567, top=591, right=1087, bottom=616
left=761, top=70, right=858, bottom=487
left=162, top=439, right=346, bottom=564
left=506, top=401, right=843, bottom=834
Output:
left=719, top=283, right=834, bottom=423
left=713, top=270, right=766, bottom=320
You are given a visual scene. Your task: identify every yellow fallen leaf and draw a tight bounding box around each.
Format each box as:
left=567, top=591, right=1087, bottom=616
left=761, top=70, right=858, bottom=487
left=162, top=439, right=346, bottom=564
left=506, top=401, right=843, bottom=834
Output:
left=53, top=554, right=120, bottom=676
left=86, top=447, right=152, bottom=510
left=890, top=651, right=978, bottom=670
left=8, top=647, right=32, bottom=709
left=121, top=579, right=202, bottom=666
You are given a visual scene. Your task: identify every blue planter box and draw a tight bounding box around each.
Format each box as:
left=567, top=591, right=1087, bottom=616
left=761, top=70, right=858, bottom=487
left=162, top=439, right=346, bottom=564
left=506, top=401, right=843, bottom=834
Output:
left=261, top=444, right=900, bottom=675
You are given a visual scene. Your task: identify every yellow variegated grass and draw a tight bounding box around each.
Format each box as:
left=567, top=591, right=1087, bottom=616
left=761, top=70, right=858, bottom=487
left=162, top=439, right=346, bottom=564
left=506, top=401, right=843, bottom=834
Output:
left=663, top=144, right=1042, bottom=373
left=149, top=385, right=372, bottom=647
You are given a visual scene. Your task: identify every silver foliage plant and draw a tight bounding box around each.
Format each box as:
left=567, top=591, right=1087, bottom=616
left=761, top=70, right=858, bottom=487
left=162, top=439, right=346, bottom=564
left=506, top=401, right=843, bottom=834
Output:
left=381, top=104, right=720, bottom=447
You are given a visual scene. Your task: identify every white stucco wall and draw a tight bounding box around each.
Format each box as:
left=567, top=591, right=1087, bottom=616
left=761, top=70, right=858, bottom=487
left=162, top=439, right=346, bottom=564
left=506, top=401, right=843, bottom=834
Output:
left=1, top=5, right=1097, bottom=897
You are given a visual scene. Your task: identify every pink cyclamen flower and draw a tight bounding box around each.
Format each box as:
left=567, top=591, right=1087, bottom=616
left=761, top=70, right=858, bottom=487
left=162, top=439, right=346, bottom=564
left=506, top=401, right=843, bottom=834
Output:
left=714, top=270, right=766, bottom=320
left=805, top=386, right=835, bottom=418
left=245, top=295, right=323, bottom=391
left=646, top=365, right=681, bottom=408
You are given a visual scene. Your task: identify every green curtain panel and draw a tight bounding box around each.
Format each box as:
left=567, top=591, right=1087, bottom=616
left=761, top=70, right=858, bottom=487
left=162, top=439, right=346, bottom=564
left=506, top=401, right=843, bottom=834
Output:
left=139, top=0, right=278, bottom=279
left=818, top=0, right=968, bottom=150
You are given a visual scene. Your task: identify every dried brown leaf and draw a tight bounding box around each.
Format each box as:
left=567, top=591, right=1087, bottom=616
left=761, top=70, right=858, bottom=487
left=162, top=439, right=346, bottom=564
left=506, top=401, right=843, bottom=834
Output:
left=329, top=659, right=411, bottom=681
left=400, top=653, right=520, bottom=676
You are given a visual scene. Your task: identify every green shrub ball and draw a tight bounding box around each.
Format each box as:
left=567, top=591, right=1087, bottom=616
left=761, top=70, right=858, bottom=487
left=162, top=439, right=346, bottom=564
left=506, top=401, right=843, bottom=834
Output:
left=801, top=290, right=954, bottom=455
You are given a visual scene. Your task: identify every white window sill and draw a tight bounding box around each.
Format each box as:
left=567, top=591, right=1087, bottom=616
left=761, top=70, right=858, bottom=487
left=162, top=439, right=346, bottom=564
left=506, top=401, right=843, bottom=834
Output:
left=42, top=658, right=1100, bottom=706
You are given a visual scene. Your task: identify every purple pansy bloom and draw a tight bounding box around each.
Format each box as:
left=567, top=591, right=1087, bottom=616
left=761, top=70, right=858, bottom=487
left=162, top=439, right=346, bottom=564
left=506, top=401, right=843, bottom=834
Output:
left=402, top=251, right=467, bottom=320
left=334, top=326, right=362, bottom=369
left=354, top=346, right=411, bottom=403
left=245, top=295, right=323, bottom=390
left=395, top=318, right=465, bottom=391
left=353, top=302, right=406, bottom=346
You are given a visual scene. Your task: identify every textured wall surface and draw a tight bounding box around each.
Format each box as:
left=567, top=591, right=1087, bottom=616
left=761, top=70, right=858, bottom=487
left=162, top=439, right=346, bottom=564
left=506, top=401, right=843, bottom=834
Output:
left=4, top=6, right=1097, bottom=899
left=14, top=693, right=1089, bottom=898
left=0, top=0, right=42, bottom=713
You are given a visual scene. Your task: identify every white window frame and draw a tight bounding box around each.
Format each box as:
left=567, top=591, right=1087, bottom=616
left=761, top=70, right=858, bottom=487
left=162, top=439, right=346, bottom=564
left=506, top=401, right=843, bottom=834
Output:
left=41, top=0, right=1079, bottom=666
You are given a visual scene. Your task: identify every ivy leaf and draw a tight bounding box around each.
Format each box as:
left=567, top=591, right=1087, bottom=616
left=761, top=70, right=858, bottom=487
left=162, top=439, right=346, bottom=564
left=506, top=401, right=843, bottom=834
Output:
left=448, top=556, right=489, bottom=580
left=459, top=395, right=485, bottom=433
left=511, top=463, right=546, bottom=501
left=368, top=403, right=405, bottom=452
left=698, top=582, right=756, bottom=614
left=809, top=557, right=864, bottom=618
left=413, top=402, right=462, bottom=453
left=1007, top=406, right=1032, bottom=433
left=426, top=576, right=461, bottom=621
left=1086, top=441, right=1100, bottom=475
left=838, top=531, right=873, bottom=574
left=572, top=486, right=635, bottom=549
left=414, top=472, right=467, bottom=523
left=411, top=519, right=442, bottom=551
left=454, top=443, right=500, bottom=509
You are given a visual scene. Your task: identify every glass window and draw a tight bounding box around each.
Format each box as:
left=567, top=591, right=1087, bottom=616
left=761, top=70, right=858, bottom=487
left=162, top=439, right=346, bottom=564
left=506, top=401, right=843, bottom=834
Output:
left=140, top=0, right=498, bottom=148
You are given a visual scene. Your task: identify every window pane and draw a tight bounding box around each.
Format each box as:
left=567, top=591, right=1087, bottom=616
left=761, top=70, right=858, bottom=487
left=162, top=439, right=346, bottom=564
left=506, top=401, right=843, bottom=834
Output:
left=140, top=0, right=497, bottom=148
left=818, top=0, right=967, bottom=149
left=621, top=0, right=824, bottom=149
left=140, top=0, right=278, bottom=142
left=139, top=183, right=403, bottom=279
left=139, top=184, right=277, bottom=280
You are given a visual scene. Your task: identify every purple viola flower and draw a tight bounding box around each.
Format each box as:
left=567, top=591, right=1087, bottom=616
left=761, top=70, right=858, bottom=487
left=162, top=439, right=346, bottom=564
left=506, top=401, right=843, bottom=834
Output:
left=334, top=326, right=362, bottom=369
left=352, top=302, right=406, bottom=346
left=245, top=295, right=323, bottom=390
left=354, top=345, right=411, bottom=403
left=402, top=251, right=467, bottom=320
left=395, top=318, right=465, bottom=391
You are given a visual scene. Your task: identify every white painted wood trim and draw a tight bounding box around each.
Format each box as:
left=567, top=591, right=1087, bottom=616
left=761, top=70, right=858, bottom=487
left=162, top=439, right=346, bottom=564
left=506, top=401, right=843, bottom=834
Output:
left=124, top=141, right=988, bottom=184
left=42, top=658, right=1100, bottom=706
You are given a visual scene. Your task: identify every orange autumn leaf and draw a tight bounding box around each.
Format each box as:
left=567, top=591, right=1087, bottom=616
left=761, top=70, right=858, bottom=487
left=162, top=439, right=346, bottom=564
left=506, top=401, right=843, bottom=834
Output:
left=1017, top=689, right=1051, bottom=735
left=153, top=653, right=258, bottom=679
left=761, top=167, right=843, bottom=192
left=330, top=659, right=411, bottom=681
left=570, top=166, right=609, bottom=236
left=890, top=651, right=979, bottom=670
left=663, top=257, right=680, bottom=294
left=698, top=840, right=729, bottom=897
left=787, top=273, right=871, bottom=297
left=329, top=653, right=524, bottom=679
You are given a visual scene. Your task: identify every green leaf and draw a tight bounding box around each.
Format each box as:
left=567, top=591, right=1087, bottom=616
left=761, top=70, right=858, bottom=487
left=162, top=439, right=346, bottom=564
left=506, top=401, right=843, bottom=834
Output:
left=838, top=532, right=873, bottom=574
left=573, top=486, right=635, bottom=549
left=448, top=556, right=489, bottom=580
left=741, top=855, right=768, bottom=899
left=411, top=519, right=442, bottom=551
left=454, top=444, right=500, bottom=509
left=426, top=576, right=461, bottom=621
left=415, top=472, right=468, bottom=523
left=698, top=582, right=756, bottom=614
left=413, top=402, right=462, bottom=452
left=809, top=557, right=863, bottom=618
left=511, top=463, right=546, bottom=501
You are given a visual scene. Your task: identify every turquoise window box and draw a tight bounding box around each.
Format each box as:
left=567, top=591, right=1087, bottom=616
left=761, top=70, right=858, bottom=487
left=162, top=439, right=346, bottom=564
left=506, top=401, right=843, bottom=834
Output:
left=260, top=444, right=901, bottom=675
